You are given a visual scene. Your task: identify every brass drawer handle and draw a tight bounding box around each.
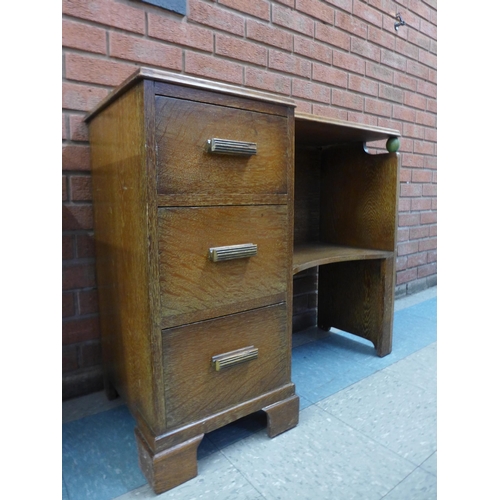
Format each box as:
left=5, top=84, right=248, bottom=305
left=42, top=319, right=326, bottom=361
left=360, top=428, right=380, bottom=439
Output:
left=209, top=243, right=257, bottom=262
left=212, top=346, right=259, bottom=371
left=206, top=138, right=257, bottom=156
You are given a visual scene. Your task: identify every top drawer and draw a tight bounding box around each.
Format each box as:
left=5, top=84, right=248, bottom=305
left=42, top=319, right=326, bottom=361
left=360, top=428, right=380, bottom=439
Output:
left=155, top=96, right=290, bottom=201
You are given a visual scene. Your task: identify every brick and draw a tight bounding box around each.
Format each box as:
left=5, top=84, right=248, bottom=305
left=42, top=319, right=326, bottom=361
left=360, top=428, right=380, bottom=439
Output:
left=398, top=198, right=411, bottom=212
left=63, top=346, right=79, bottom=372
left=296, top=0, right=334, bottom=24
left=411, top=197, right=432, bottom=211
left=347, top=112, right=378, bottom=127
left=189, top=0, right=245, bottom=35
left=397, top=268, right=418, bottom=285
left=381, top=48, right=406, bottom=71
left=353, top=1, right=383, bottom=26
left=62, top=82, right=108, bottom=112
left=418, top=262, right=437, bottom=278
left=412, top=169, right=433, bottom=183
left=348, top=74, right=378, bottom=96
left=428, top=249, right=437, bottom=263
left=62, top=262, right=96, bottom=290
left=295, top=100, right=312, bottom=114
left=335, top=11, right=367, bottom=38
left=407, top=60, right=429, bottom=80
left=219, top=0, right=270, bottom=21
left=63, top=175, right=68, bottom=201
left=395, top=38, right=419, bottom=61
left=62, top=144, right=90, bottom=171
left=62, top=19, right=107, bottom=54
left=148, top=13, right=213, bottom=52
left=69, top=115, right=89, bottom=142
left=63, top=234, right=74, bottom=260
left=407, top=252, right=427, bottom=268
left=418, top=49, right=437, bottom=69
left=396, top=255, right=408, bottom=271
left=109, top=32, right=182, bottom=69
left=417, top=79, right=437, bottom=98
left=403, top=122, right=425, bottom=139
left=76, top=233, right=96, bottom=259
left=292, top=78, right=330, bottom=103
left=423, top=184, right=437, bottom=197
left=427, top=99, right=437, bottom=114
left=351, top=37, right=380, bottom=62
left=78, top=289, right=99, bottom=315
left=269, top=50, right=311, bottom=78
left=274, top=0, right=294, bottom=6
left=409, top=0, right=432, bottom=19
left=315, top=22, right=350, bottom=51
left=62, top=204, right=94, bottom=231
left=324, top=0, right=352, bottom=13
left=62, top=0, right=145, bottom=34
left=399, top=168, right=411, bottom=183
left=408, top=28, right=431, bottom=51
left=332, top=49, right=365, bottom=75
left=247, top=20, right=293, bottom=51
left=62, top=316, right=100, bottom=345
left=62, top=114, right=68, bottom=141
left=368, top=26, right=395, bottom=51
left=376, top=118, right=400, bottom=131
left=185, top=51, right=243, bottom=85
left=365, top=97, right=392, bottom=117
left=216, top=34, right=267, bottom=66
left=404, top=91, right=427, bottom=110
left=398, top=228, right=409, bottom=242
left=420, top=211, right=437, bottom=225
left=379, top=84, right=404, bottom=103
left=398, top=241, right=419, bottom=256
left=311, top=104, right=348, bottom=122
left=244, top=67, right=291, bottom=95
left=70, top=175, right=93, bottom=201
left=420, top=18, right=437, bottom=40
left=401, top=183, right=422, bottom=197
left=393, top=104, right=416, bottom=123
left=313, top=64, right=348, bottom=88
left=394, top=73, right=417, bottom=91
left=63, top=292, right=76, bottom=318
left=410, top=225, right=430, bottom=240
left=331, top=88, right=363, bottom=111
left=398, top=213, right=420, bottom=227
left=366, top=61, right=393, bottom=84
left=273, top=4, right=314, bottom=36
left=66, top=53, right=137, bottom=87
left=294, top=35, right=332, bottom=64
left=415, top=110, right=436, bottom=127
left=413, top=140, right=434, bottom=155
left=419, top=238, right=437, bottom=252
left=81, top=341, right=103, bottom=368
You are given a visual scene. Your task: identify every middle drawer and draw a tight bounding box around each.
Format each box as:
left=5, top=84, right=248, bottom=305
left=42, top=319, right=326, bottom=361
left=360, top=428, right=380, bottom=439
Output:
left=158, top=205, right=289, bottom=329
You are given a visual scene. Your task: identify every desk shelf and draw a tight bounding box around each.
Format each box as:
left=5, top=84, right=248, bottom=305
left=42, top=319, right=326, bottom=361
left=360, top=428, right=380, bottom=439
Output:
left=293, top=243, right=393, bottom=275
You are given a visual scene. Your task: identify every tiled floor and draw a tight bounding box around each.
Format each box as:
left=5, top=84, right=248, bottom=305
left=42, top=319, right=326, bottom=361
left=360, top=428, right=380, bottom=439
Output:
left=63, top=287, right=437, bottom=500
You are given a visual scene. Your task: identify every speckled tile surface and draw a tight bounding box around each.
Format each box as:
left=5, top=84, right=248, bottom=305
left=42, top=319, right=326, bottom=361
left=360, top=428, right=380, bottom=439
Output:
left=62, top=288, right=437, bottom=500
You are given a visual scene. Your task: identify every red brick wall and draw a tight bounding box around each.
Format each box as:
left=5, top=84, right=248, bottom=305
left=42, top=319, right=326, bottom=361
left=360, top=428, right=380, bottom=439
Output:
left=62, top=0, right=437, bottom=399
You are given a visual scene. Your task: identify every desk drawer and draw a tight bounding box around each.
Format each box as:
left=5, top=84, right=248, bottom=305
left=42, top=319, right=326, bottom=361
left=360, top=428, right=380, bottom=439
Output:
left=162, top=303, right=289, bottom=429
left=155, top=96, right=289, bottom=198
left=158, top=205, right=289, bottom=329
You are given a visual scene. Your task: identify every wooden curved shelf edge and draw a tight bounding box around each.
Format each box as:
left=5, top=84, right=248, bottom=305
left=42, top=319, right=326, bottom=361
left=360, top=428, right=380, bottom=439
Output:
left=293, top=242, right=393, bottom=275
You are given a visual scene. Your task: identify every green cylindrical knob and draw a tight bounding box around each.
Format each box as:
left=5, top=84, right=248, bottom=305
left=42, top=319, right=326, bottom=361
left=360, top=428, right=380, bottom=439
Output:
left=386, top=137, right=400, bottom=153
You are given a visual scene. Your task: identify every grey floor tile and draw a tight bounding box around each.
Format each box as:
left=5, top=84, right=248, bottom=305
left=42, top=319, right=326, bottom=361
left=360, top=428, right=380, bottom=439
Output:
left=382, top=468, right=437, bottom=500
left=317, top=369, right=436, bottom=465
left=221, top=405, right=415, bottom=500
left=383, top=344, right=437, bottom=393
left=63, top=391, right=125, bottom=423
left=114, top=451, right=264, bottom=500
left=419, top=451, right=437, bottom=476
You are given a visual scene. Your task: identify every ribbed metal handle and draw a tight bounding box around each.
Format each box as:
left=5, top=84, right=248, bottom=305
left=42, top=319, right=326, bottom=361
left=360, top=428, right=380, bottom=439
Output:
left=212, top=346, right=259, bottom=371
left=208, top=243, right=257, bottom=262
left=206, top=138, right=257, bottom=156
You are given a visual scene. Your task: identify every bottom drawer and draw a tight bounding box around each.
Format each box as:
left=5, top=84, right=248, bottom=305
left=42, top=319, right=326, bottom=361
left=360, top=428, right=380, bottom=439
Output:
left=162, top=303, right=289, bottom=429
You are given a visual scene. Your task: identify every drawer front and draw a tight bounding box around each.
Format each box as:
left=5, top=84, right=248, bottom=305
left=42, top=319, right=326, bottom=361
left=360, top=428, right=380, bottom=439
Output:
left=162, top=304, right=289, bottom=429
left=155, top=96, right=290, bottom=198
left=158, top=205, right=289, bottom=329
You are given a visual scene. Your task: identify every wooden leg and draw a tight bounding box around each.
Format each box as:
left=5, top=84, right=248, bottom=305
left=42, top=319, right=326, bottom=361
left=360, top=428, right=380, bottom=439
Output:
left=263, top=395, right=300, bottom=438
left=135, top=429, right=204, bottom=494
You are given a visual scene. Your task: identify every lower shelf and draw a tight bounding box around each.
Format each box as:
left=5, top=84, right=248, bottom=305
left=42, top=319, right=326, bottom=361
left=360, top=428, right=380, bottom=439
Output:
left=293, top=242, right=393, bottom=275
